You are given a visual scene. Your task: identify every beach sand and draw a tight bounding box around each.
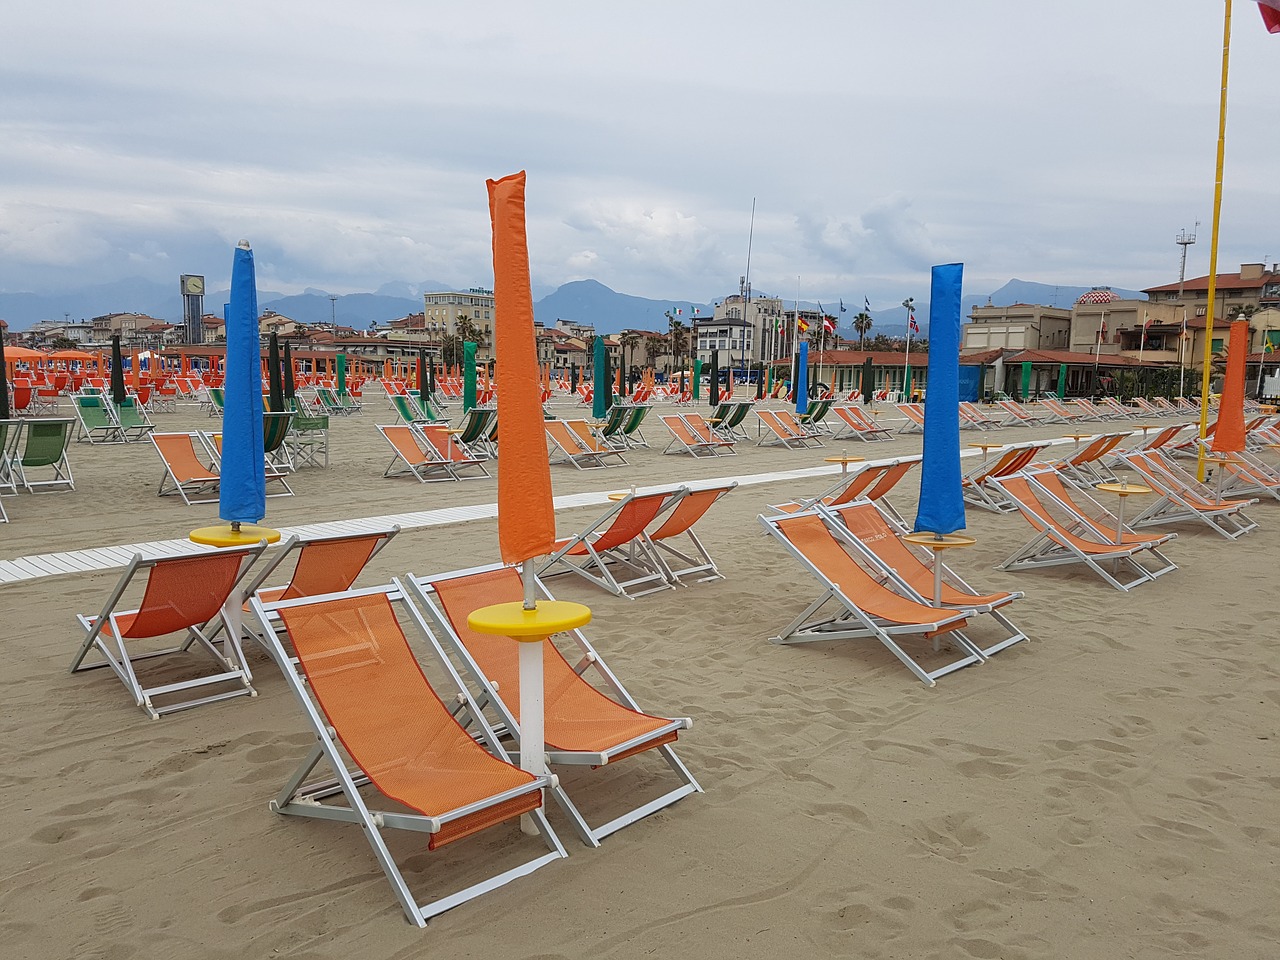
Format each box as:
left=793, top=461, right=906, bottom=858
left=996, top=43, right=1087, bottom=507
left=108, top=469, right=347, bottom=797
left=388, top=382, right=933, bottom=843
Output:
left=1, top=399, right=1276, bottom=959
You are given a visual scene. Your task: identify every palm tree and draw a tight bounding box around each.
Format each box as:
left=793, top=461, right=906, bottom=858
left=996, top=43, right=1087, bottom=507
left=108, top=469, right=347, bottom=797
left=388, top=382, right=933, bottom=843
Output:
left=666, top=312, right=688, bottom=372
left=852, top=311, right=874, bottom=350
left=440, top=333, right=464, bottom=367
left=644, top=334, right=664, bottom=368
left=619, top=332, right=642, bottom=392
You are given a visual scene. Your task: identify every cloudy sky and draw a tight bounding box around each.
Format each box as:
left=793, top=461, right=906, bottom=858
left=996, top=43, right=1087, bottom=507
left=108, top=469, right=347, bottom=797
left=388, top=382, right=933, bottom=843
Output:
left=3, top=1, right=1277, bottom=307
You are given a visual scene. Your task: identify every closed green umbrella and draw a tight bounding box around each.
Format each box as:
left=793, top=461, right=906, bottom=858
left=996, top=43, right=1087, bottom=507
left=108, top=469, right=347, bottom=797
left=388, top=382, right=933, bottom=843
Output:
left=693, top=358, right=703, bottom=400
left=1057, top=362, right=1068, bottom=398
left=418, top=347, right=429, bottom=396
left=861, top=356, right=874, bottom=404
left=282, top=341, right=295, bottom=400
left=110, top=335, right=126, bottom=406
left=463, top=341, right=478, bottom=411
left=1020, top=361, right=1033, bottom=401
left=267, top=332, right=284, bottom=413
left=592, top=336, right=608, bottom=419
left=708, top=349, right=719, bottom=408
left=336, top=352, right=347, bottom=396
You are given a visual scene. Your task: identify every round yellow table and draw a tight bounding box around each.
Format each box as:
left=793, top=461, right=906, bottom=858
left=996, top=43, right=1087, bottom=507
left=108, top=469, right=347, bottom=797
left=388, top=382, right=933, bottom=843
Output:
left=967, top=442, right=1004, bottom=456
left=190, top=523, right=282, bottom=547
left=1201, top=454, right=1243, bottom=501
left=901, top=532, right=976, bottom=652
left=1131, top=424, right=1160, bottom=437
left=1093, top=482, right=1152, bottom=543
left=824, top=455, right=865, bottom=475
left=1062, top=432, right=1094, bottom=449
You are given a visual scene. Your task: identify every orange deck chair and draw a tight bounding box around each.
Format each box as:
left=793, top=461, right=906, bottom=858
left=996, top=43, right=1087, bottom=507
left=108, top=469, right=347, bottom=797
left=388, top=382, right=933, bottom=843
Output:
left=538, top=488, right=684, bottom=597
left=248, top=585, right=565, bottom=926
left=641, top=481, right=737, bottom=584
left=1120, top=450, right=1259, bottom=539
left=831, top=405, right=895, bottom=442
left=406, top=566, right=700, bottom=847
left=150, top=432, right=220, bottom=505
left=660, top=414, right=729, bottom=457
left=894, top=403, right=926, bottom=434
left=72, top=542, right=267, bottom=718
left=566, top=419, right=628, bottom=466
left=545, top=419, right=617, bottom=469
left=759, top=510, right=985, bottom=686
left=829, top=501, right=1029, bottom=658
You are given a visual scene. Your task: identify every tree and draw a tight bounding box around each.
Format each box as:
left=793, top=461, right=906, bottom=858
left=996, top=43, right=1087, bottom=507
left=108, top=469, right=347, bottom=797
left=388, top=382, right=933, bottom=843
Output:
left=851, top=311, right=874, bottom=349
left=454, top=313, right=488, bottom=347
left=644, top=334, right=664, bottom=367
left=666, top=312, right=688, bottom=371
left=619, top=332, right=642, bottom=391
left=440, top=333, right=464, bottom=367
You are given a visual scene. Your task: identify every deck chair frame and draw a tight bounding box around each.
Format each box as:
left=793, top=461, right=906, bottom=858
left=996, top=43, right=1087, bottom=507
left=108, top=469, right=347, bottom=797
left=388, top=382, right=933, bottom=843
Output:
left=249, top=583, right=566, bottom=926
left=759, top=508, right=987, bottom=686
left=8, top=418, right=76, bottom=493
left=152, top=432, right=220, bottom=504
left=71, top=542, right=267, bottom=718
left=404, top=567, right=701, bottom=847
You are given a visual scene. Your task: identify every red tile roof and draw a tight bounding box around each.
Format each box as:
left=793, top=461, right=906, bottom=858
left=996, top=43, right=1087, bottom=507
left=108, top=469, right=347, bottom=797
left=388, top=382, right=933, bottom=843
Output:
left=1144, top=270, right=1277, bottom=294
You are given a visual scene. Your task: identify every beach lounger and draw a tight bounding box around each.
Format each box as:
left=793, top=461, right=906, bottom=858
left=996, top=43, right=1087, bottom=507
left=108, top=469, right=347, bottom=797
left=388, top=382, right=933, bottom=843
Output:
left=995, top=399, right=1046, bottom=427
left=660, top=414, right=734, bottom=457
left=379, top=423, right=489, bottom=482
left=389, top=393, right=440, bottom=426
left=1099, top=397, right=1137, bottom=420
left=248, top=584, right=566, bottom=926
left=961, top=442, right=1050, bottom=513
left=203, top=431, right=296, bottom=498
left=756, top=409, right=823, bottom=449
left=72, top=395, right=125, bottom=443
left=759, top=508, right=986, bottom=686
left=895, top=403, right=925, bottom=434
left=1037, top=398, right=1084, bottom=424
left=829, top=501, right=1029, bottom=657
left=797, top=398, right=836, bottom=434
left=567, top=419, right=628, bottom=466
left=830, top=405, right=895, bottom=442
left=0, top=418, right=20, bottom=497
left=8, top=418, right=76, bottom=493
left=714, top=400, right=755, bottom=441
left=1121, top=451, right=1259, bottom=539
left=406, top=565, right=700, bottom=847
left=989, top=471, right=1179, bottom=591
left=546, top=419, right=624, bottom=469
left=958, top=401, right=1003, bottom=430
left=619, top=404, right=652, bottom=447
left=1051, top=432, right=1127, bottom=487
left=641, top=481, right=737, bottom=585
left=115, top=396, right=156, bottom=441
left=72, top=542, right=267, bottom=718
left=539, top=488, right=684, bottom=598
left=150, top=432, right=220, bottom=504
left=285, top=405, right=330, bottom=468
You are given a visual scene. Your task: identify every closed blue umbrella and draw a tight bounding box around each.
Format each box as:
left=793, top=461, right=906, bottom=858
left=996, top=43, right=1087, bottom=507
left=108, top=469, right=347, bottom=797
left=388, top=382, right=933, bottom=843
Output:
left=110, top=335, right=126, bottom=406
left=795, top=342, right=809, bottom=415
left=913, top=263, right=965, bottom=536
left=592, top=336, right=607, bottom=419
left=708, top=349, right=719, bottom=408
left=267, top=332, right=284, bottom=413
left=219, top=240, right=266, bottom=527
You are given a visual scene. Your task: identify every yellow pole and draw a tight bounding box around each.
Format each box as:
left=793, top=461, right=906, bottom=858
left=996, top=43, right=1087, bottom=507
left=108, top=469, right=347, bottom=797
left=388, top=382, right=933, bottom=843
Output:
left=1198, top=0, right=1233, bottom=481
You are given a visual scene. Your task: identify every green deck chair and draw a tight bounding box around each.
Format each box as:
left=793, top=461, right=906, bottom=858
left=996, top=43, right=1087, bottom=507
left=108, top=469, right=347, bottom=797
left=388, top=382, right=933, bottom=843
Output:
left=72, top=395, right=124, bottom=444
left=286, top=407, right=330, bottom=468
left=595, top=404, right=630, bottom=449
left=620, top=404, right=651, bottom=447
left=115, top=396, right=156, bottom=442
left=455, top=408, right=493, bottom=447
left=391, top=394, right=438, bottom=425
left=263, top=411, right=295, bottom=471
left=206, top=387, right=226, bottom=418
left=13, top=418, right=76, bottom=492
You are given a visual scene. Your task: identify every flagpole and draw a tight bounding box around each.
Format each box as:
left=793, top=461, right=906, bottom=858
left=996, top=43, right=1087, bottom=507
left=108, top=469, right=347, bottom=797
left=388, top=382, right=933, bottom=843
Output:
left=792, top=276, right=801, bottom=400
left=901, top=296, right=914, bottom=401
left=1179, top=308, right=1188, bottom=397
left=1198, top=0, right=1233, bottom=481
left=1138, top=310, right=1146, bottom=367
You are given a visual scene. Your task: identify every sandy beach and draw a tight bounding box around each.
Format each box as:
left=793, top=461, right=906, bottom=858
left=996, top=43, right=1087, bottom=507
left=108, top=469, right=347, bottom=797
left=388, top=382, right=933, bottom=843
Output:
left=1, top=397, right=1277, bottom=960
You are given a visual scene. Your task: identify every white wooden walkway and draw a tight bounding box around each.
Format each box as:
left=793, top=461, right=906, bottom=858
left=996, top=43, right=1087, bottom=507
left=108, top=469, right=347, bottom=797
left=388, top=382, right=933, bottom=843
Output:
left=0, top=461, right=850, bottom=586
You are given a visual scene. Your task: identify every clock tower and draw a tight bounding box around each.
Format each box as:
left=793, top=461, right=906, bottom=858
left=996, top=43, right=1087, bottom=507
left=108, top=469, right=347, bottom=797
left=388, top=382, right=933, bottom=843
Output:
left=180, top=274, right=205, bottom=344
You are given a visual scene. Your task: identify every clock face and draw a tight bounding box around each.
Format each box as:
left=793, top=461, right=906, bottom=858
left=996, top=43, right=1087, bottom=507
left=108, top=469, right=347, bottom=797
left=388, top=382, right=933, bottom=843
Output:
left=184, top=275, right=205, bottom=295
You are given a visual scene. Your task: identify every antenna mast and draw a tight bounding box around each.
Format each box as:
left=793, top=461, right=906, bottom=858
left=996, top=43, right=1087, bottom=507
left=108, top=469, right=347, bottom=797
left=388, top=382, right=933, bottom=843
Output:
left=1176, top=222, right=1199, bottom=299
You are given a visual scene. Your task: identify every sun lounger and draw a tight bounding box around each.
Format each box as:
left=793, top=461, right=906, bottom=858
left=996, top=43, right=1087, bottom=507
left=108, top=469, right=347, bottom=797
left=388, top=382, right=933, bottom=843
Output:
left=1098, top=397, right=1137, bottom=420
left=989, top=470, right=1179, bottom=591
left=759, top=508, right=986, bottom=686
left=115, top=396, right=156, bottom=441
left=203, top=431, right=295, bottom=498
left=390, top=393, right=441, bottom=425
left=379, top=423, right=489, bottom=482
left=1037, top=397, right=1084, bottom=423
left=7, top=418, right=75, bottom=493
left=830, top=405, right=895, bottom=442
left=995, top=399, right=1046, bottom=427
left=757, top=409, right=824, bottom=448
left=660, top=413, right=734, bottom=457
left=545, top=419, right=627, bottom=468
left=962, top=442, right=1050, bottom=512
left=72, top=542, right=267, bottom=718
left=72, top=395, right=125, bottom=443
left=248, top=583, right=566, bottom=926
left=895, top=403, right=925, bottom=434
left=1051, top=432, right=1127, bottom=487
left=958, top=401, right=1004, bottom=430
left=539, top=488, right=684, bottom=598
left=641, top=481, right=736, bottom=585
left=829, top=501, right=1029, bottom=657
left=1121, top=450, right=1259, bottom=539
left=405, top=566, right=700, bottom=847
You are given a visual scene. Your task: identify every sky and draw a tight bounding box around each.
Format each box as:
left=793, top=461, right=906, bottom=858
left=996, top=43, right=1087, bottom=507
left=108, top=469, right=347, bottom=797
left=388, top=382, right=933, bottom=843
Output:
left=2, top=1, right=1278, bottom=310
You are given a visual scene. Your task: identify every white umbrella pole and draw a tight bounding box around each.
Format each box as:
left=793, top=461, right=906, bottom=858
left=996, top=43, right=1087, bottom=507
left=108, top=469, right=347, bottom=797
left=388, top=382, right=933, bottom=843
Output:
left=517, top=559, right=545, bottom=834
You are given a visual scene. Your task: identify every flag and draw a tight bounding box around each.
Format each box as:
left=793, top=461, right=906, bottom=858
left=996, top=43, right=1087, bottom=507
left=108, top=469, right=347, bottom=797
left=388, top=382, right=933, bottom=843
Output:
left=908, top=312, right=919, bottom=335
left=822, top=315, right=836, bottom=335
left=1260, top=1, right=1280, bottom=33
left=676, top=308, right=683, bottom=316
left=1100, top=320, right=1108, bottom=339
left=1265, top=339, right=1276, bottom=354
left=839, top=298, right=846, bottom=313
left=864, top=297, right=872, bottom=312
left=797, top=316, right=810, bottom=334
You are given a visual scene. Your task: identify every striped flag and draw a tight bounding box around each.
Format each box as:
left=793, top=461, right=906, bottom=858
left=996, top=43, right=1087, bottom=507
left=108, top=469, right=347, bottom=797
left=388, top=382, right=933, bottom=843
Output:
left=1261, top=1, right=1280, bottom=32
left=864, top=297, right=872, bottom=312
left=908, top=313, right=919, bottom=335
left=797, top=316, right=810, bottom=334
left=822, top=315, right=836, bottom=335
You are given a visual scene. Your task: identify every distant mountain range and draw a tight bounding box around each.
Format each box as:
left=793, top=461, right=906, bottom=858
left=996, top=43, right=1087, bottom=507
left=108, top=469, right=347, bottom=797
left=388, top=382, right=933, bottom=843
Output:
left=0, top=275, right=1149, bottom=337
